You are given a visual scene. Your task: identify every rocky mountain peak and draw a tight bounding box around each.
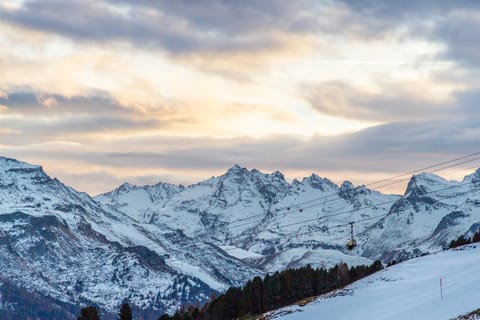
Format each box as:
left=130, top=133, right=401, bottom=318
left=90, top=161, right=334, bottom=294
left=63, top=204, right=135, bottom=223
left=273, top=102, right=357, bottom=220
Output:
left=0, top=156, right=42, bottom=172
left=340, top=180, right=354, bottom=191
left=463, top=167, right=480, bottom=184
left=226, top=164, right=249, bottom=175
left=0, top=156, right=51, bottom=188
left=339, top=180, right=361, bottom=201
left=118, top=182, right=136, bottom=191
left=269, top=170, right=285, bottom=180
left=302, top=174, right=337, bottom=191
left=404, top=173, right=448, bottom=197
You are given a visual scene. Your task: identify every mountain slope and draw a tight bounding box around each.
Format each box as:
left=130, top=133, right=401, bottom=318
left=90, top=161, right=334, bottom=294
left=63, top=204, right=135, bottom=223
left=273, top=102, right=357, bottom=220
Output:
left=270, top=244, right=480, bottom=320
left=96, top=166, right=402, bottom=271
left=97, top=165, right=480, bottom=269
left=0, top=157, right=260, bottom=317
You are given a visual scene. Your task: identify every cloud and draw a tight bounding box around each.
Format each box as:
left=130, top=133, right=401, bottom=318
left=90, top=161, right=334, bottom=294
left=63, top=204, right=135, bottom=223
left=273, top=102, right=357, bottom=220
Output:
left=1, top=117, right=478, bottom=195
left=0, top=89, right=166, bottom=143
left=0, top=0, right=479, bottom=196
left=430, top=11, right=480, bottom=67
left=38, top=96, right=58, bottom=108
left=0, top=0, right=318, bottom=55
left=337, top=1, right=480, bottom=33
left=303, top=80, right=453, bottom=122
left=1, top=0, right=479, bottom=72
left=0, top=87, right=314, bottom=144
left=334, top=1, right=480, bottom=69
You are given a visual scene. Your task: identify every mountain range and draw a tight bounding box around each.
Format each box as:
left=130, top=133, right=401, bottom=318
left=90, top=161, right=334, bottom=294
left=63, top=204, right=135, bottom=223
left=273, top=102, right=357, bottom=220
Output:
left=0, top=156, right=479, bottom=319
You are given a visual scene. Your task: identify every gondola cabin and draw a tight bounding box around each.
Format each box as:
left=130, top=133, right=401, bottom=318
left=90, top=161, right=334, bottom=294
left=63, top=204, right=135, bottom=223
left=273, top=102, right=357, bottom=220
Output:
left=346, top=222, right=357, bottom=250
left=346, top=238, right=357, bottom=250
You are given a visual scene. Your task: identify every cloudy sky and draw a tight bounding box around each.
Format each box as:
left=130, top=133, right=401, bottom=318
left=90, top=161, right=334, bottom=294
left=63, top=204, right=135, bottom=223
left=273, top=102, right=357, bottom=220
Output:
left=0, top=0, right=479, bottom=195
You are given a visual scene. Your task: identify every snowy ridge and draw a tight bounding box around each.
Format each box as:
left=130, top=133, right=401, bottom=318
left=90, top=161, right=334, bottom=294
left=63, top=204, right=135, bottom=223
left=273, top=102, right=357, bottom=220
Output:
left=0, top=157, right=259, bottom=316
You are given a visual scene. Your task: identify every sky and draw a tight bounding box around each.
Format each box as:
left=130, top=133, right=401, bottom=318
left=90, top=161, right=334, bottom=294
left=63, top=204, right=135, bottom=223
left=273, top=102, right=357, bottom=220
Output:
left=0, top=0, right=479, bottom=195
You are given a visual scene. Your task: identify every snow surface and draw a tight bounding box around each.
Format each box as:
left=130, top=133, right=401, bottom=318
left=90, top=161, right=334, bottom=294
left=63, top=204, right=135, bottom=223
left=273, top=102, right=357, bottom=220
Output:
left=257, top=248, right=373, bottom=272
left=220, top=245, right=264, bottom=260
left=271, top=245, right=480, bottom=320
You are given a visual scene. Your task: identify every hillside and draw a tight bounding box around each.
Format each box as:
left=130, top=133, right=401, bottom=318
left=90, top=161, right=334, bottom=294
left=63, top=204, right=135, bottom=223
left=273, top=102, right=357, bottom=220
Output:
left=270, top=244, right=480, bottom=320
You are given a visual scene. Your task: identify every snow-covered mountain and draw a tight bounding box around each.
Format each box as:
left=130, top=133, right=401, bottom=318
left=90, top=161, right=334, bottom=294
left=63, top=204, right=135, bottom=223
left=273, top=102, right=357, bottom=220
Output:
left=0, top=158, right=260, bottom=319
left=1, top=156, right=480, bottom=318
left=269, top=244, right=480, bottom=320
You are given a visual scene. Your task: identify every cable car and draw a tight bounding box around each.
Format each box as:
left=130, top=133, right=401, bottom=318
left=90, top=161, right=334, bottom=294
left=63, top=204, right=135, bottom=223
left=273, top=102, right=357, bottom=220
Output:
left=346, top=222, right=357, bottom=250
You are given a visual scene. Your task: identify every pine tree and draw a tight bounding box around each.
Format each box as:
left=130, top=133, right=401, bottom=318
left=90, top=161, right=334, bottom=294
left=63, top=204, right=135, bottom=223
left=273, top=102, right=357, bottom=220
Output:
left=119, top=303, right=133, bottom=320
left=77, top=306, right=100, bottom=320
left=472, top=231, right=480, bottom=243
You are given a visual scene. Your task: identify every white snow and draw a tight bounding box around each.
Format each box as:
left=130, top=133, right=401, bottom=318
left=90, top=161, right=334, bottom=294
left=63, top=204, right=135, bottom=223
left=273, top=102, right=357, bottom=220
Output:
left=271, top=245, right=480, bottom=320
left=167, top=260, right=228, bottom=291
left=259, top=248, right=373, bottom=272
left=220, top=245, right=264, bottom=259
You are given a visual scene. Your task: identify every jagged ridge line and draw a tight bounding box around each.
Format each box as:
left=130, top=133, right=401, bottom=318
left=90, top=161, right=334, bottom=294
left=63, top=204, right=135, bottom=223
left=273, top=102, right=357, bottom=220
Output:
left=208, top=156, right=480, bottom=232
left=160, top=181, right=480, bottom=263
left=6, top=157, right=480, bottom=279
left=89, top=157, right=480, bottom=260
left=266, top=151, right=480, bottom=212
left=8, top=175, right=480, bottom=289
left=84, top=153, right=480, bottom=254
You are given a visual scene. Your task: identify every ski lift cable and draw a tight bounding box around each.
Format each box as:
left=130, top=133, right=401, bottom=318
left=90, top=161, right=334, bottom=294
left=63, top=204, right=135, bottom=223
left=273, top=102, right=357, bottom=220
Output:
left=269, top=151, right=480, bottom=213
left=86, top=157, right=480, bottom=258
left=223, top=157, right=480, bottom=232
left=14, top=158, right=480, bottom=278
left=211, top=155, right=480, bottom=230
left=121, top=179, right=480, bottom=263
left=21, top=181, right=480, bottom=278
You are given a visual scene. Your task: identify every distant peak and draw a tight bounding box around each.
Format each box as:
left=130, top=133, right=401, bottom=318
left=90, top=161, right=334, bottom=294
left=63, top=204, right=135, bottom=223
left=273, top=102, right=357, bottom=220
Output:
left=309, top=173, right=320, bottom=180
left=473, top=167, right=480, bottom=180
left=119, top=182, right=136, bottom=190
left=404, top=172, right=448, bottom=197
left=0, top=156, right=42, bottom=171
left=340, top=180, right=355, bottom=191
left=302, top=174, right=337, bottom=190
left=292, top=178, right=301, bottom=185
left=303, top=173, right=332, bottom=183
left=270, top=170, right=285, bottom=180
left=464, top=167, right=480, bottom=183
left=226, top=164, right=247, bottom=174
left=406, top=172, right=447, bottom=188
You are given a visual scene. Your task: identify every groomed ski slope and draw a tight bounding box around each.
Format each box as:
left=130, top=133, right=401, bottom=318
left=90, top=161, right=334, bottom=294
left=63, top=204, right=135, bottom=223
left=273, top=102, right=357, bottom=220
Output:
left=272, top=245, right=480, bottom=320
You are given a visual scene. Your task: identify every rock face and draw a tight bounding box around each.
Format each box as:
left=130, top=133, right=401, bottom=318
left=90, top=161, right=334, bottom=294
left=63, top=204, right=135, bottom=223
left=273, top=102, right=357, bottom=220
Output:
left=1, top=156, right=480, bottom=318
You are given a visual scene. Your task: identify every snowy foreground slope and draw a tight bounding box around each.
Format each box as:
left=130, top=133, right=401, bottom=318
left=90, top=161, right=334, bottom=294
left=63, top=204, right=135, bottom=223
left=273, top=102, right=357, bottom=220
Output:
left=271, top=245, right=480, bottom=320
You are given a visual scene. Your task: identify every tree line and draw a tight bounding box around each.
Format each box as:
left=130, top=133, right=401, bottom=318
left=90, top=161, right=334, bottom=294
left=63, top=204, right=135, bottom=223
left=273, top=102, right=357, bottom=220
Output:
left=449, top=230, right=480, bottom=248
left=76, top=260, right=383, bottom=320
left=77, top=303, right=132, bottom=320
left=158, top=260, right=383, bottom=320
